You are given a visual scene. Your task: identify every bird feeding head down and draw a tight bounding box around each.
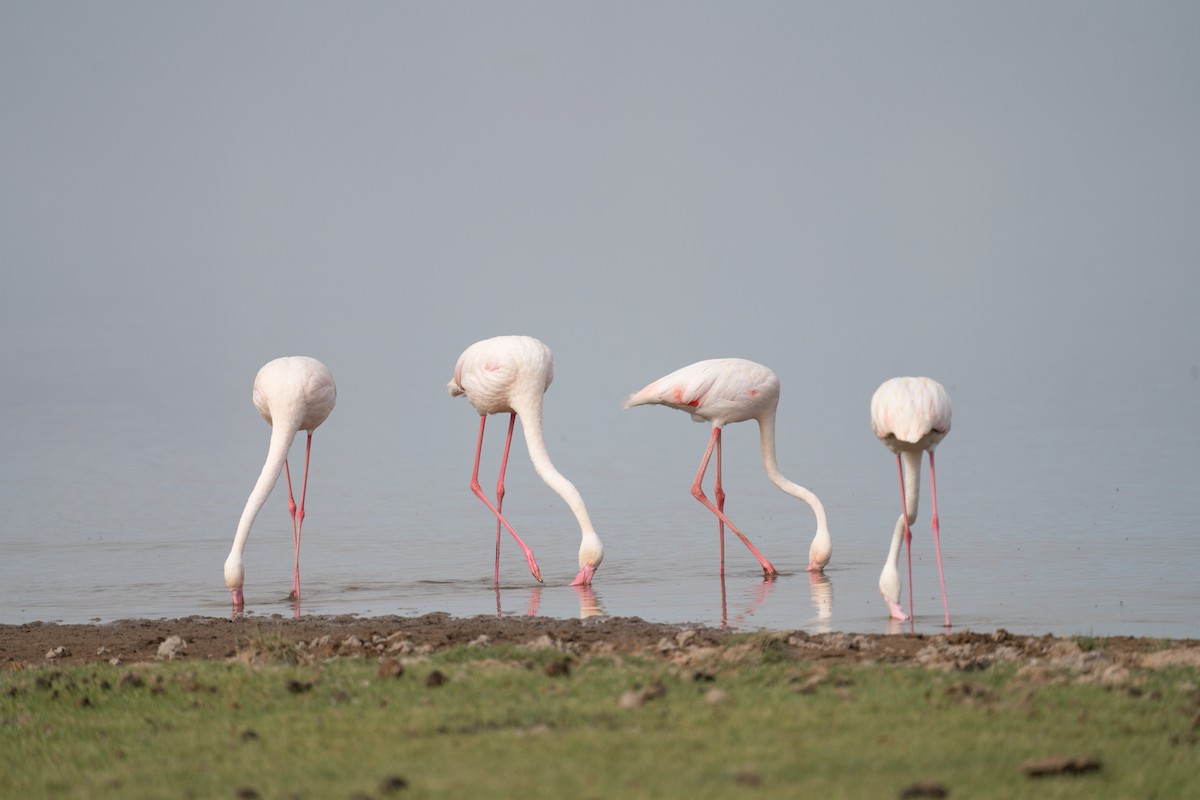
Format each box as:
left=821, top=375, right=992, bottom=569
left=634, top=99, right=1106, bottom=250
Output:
left=571, top=534, right=605, bottom=586
left=807, top=526, right=832, bottom=572
left=224, top=553, right=245, bottom=607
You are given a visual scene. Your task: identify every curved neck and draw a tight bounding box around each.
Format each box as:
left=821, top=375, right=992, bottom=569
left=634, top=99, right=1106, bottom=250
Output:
left=900, top=449, right=922, bottom=521
left=229, top=423, right=297, bottom=556
left=515, top=400, right=596, bottom=537
left=757, top=412, right=829, bottom=531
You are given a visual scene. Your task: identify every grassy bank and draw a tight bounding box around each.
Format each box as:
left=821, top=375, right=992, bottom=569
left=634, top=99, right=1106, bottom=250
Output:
left=2, top=634, right=1197, bottom=799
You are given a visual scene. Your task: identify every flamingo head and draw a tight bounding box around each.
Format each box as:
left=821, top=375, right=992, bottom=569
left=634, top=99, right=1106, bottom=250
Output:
left=806, top=524, right=832, bottom=573
left=571, top=532, right=605, bottom=586
left=224, top=553, right=245, bottom=607
left=879, top=562, right=907, bottom=619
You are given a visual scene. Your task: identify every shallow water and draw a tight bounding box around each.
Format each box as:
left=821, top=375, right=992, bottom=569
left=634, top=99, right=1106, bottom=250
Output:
left=3, top=384, right=1197, bottom=639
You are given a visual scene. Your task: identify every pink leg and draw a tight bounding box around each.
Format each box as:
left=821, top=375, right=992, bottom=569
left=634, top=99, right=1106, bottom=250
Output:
left=896, top=453, right=914, bottom=620
left=715, top=428, right=727, bottom=576
left=285, top=432, right=314, bottom=602
left=929, top=450, right=951, bottom=627
left=284, top=459, right=299, bottom=600
left=691, top=427, right=778, bottom=576
left=492, top=414, right=517, bottom=586
left=719, top=570, right=728, bottom=629
left=470, top=415, right=542, bottom=582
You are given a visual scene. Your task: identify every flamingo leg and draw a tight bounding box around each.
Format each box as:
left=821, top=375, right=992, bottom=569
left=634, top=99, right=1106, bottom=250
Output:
left=493, top=413, right=516, bottom=586
left=284, top=432, right=314, bottom=602
left=896, top=453, right=914, bottom=620
left=470, top=415, right=543, bottom=583
left=691, top=427, right=778, bottom=576
left=284, top=458, right=299, bottom=601
left=719, top=570, right=728, bottom=629
left=929, top=450, right=951, bottom=627
left=715, top=427, right=726, bottom=576
left=295, top=431, right=314, bottom=602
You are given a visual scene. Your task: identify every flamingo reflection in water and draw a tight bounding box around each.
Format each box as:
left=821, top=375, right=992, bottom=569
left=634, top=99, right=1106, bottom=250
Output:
left=717, top=573, right=833, bottom=632
left=493, top=585, right=542, bottom=618
left=490, top=584, right=605, bottom=620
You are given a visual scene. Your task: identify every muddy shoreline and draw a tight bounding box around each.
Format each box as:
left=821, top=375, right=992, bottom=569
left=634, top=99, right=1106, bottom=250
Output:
left=3, top=613, right=1199, bottom=673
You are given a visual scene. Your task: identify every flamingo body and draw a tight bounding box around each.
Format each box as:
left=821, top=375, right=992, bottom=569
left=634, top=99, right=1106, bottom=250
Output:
left=225, top=356, right=336, bottom=608
left=625, top=358, right=832, bottom=574
left=449, top=335, right=604, bottom=586
left=870, top=376, right=951, bottom=624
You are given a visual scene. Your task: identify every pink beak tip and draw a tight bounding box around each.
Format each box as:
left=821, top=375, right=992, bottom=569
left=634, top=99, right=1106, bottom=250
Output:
left=570, top=565, right=597, bottom=586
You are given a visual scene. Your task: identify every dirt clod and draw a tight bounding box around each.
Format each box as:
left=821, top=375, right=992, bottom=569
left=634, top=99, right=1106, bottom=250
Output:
left=1021, top=756, right=1102, bottom=777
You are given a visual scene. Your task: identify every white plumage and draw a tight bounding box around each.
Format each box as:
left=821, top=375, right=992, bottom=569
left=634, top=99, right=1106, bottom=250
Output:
left=225, top=356, right=337, bottom=609
left=870, top=376, right=952, bottom=624
left=626, top=358, right=832, bottom=574
left=449, top=335, right=604, bottom=586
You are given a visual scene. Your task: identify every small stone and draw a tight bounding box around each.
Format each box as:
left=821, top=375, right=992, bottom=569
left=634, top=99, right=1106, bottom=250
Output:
left=544, top=659, right=571, bottom=677
left=379, top=775, right=409, bottom=794
left=733, top=770, right=762, bottom=787
left=425, top=670, right=446, bottom=688
left=1098, top=665, right=1131, bottom=689
left=156, top=636, right=186, bottom=660
left=45, top=646, right=69, bottom=660
left=377, top=658, right=405, bottom=679
left=619, top=683, right=666, bottom=708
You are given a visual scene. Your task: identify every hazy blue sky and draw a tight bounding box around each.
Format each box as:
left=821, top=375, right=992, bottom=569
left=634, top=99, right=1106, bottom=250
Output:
left=2, top=3, right=1197, bottom=614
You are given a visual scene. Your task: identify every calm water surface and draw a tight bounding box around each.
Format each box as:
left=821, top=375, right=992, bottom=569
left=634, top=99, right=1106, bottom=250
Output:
left=3, top=381, right=1197, bottom=639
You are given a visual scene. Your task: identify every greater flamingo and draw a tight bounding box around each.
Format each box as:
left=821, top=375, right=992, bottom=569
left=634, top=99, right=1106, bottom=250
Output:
left=624, top=358, right=832, bottom=576
left=870, top=376, right=952, bottom=625
left=448, top=335, right=604, bottom=586
left=224, top=356, right=336, bottom=609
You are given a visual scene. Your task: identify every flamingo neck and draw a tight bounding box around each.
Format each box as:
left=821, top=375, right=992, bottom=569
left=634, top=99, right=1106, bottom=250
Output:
left=515, top=400, right=597, bottom=538
left=229, top=423, right=298, bottom=559
left=899, top=449, right=923, bottom=523
left=757, top=412, right=832, bottom=564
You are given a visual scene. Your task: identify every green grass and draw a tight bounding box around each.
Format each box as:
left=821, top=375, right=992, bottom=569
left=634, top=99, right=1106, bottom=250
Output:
left=2, top=641, right=1197, bottom=799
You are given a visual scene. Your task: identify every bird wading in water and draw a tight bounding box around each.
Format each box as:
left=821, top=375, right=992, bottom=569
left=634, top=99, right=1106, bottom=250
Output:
left=225, top=356, right=336, bottom=609
left=870, top=376, right=952, bottom=625
left=625, top=358, right=832, bottom=576
left=449, top=335, right=604, bottom=586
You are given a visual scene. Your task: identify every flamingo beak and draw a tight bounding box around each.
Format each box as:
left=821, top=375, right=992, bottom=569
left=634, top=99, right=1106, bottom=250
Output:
left=570, top=564, right=597, bottom=587
left=231, top=588, right=245, bottom=608
left=806, top=559, right=826, bottom=574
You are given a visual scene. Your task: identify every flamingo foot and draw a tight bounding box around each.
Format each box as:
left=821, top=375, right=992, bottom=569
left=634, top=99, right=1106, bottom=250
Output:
left=570, top=563, right=597, bottom=586
left=885, top=597, right=910, bottom=621
left=525, top=551, right=544, bottom=583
